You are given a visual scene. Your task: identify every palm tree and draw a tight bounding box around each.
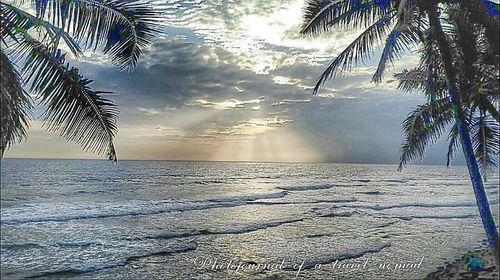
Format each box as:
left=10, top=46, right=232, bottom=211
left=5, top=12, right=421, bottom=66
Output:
left=396, top=3, right=499, bottom=174
left=1, top=0, right=163, bottom=161
left=301, top=0, right=499, bottom=264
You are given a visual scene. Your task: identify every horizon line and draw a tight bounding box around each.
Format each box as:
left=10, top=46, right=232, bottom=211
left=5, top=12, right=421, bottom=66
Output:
left=1, top=156, right=468, bottom=167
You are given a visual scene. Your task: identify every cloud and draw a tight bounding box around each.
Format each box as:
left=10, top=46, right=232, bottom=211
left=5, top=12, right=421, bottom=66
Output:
left=136, top=107, right=162, bottom=116
left=272, top=75, right=301, bottom=85
left=242, top=117, right=294, bottom=127
left=199, top=116, right=295, bottom=141
left=161, top=0, right=365, bottom=74
left=271, top=99, right=311, bottom=106
left=5, top=1, right=462, bottom=165
left=188, top=97, right=266, bottom=110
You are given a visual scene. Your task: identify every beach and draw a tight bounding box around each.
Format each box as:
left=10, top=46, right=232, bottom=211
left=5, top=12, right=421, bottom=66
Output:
left=427, top=244, right=499, bottom=280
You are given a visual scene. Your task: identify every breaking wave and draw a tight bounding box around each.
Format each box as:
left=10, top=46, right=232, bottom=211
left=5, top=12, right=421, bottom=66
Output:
left=25, top=242, right=198, bottom=278
left=1, top=192, right=289, bottom=225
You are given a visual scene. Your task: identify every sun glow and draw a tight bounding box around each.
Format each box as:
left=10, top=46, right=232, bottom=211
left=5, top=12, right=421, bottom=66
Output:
left=207, top=127, right=324, bottom=162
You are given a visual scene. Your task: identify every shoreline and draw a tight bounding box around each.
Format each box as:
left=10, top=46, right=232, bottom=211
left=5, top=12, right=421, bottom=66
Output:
left=426, top=244, right=499, bottom=280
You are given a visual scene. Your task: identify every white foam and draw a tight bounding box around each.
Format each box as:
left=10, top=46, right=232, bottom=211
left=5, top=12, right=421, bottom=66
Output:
left=1, top=192, right=288, bottom=225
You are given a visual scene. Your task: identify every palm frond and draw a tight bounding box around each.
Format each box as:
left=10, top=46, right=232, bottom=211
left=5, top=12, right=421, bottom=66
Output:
left=469, top=89, right=500, bottom=123
left=446, top=123, right=459, bottom=167
left=394, top=67, right=426, bottom=92
left=471, top=114, right=499, bottom=175
left=0, top=49, right=32, bottom=156
left=446, top=108, right=479, bottom=168
left=13, top=31, right=118, bottom=161
left=301, top=0, right=394, bottom=35
left=418, top=29, right=448, bottom=101
left=372, top=22, right=421, bottom=83
left=21, top=0, right=163, bottom=71
left=459, top=0, right=499, bottom=56
left=451, top=7, right=478, bottom=69
left=1, top=2, right=82, bottom=57
left=394, top=66, right=447, bottom=98
left=301, top=0, right=350, bottom=35
left=372, top=0, right=423, bottom=82
left=398, top=97, right=454, bottom=170
left=312, top=10, right=396, bottom=94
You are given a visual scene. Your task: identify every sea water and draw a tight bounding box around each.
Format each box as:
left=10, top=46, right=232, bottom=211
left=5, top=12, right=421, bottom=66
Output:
left=1, top=159, right=499, bottom=279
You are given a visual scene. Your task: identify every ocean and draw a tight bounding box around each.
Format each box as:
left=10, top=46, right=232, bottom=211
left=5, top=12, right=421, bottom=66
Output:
left=1, top=159, right=499, bottom=279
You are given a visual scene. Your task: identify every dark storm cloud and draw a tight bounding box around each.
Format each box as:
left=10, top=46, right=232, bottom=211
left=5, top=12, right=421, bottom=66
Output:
left=79, top=40, right=305, bottom=108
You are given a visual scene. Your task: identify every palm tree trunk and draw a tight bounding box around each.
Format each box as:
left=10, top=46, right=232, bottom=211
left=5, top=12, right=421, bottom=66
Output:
left=426, top=4, right=499, bottom=267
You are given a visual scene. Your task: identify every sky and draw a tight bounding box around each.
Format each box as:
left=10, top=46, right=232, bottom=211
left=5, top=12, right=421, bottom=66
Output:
left=5, top=0, right=464, bottom=165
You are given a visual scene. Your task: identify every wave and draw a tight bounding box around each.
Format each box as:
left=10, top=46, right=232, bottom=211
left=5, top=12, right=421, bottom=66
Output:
left=351, top=179, right=410, bottom=184
left=357, top=199, right=499, bottom=211
left=24, top=242, right=198, bottom=279
left=207, top=218, right=305, bottom=235
left=304, top=233, right=329, bottom=238
left=1, top=192, right=289, bottom=225
left=397, top=214, right=476, bottom=221
left=353, top=179, right=371, bottom=183
left=145, top=230, right=202, bottom=240
left=304, top=221, right=397, bottom=239
left=283, top=243, right=392, bottom=270
left=3, top=191, right=495, bottom=225
left=371, top=221, right=399, bottom=229
left=359, top=191, right=381, bottom=195
left=147, top=218, right=306, bottom=240
left=1, top=242, right=103, bottom=252
left=1, top=243, right=44, bottom=251
left=207, top=191, right=288, bottom=202
left=383, top=179, right=410, bottom=184
left=318, top=211, right=354, bottom=218
left=56, top=242, right=101, bottom=249
left=249, top=198, right=357, bottom=206
left=192, top=179, right=228, bottom=185
left=312, top=198, right=358, bottom=203
left=277, top=184, right=335, bottom=192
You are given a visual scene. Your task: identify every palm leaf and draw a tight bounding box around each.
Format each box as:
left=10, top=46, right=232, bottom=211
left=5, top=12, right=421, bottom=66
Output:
left=459, top=0, right=499, bottom=56
left=372, top=15, right=422, bottom=82
left=394, top=66, right=447, bottom=99
left=394, top=67, right=426, bottom=92
left=21, top=0, right=163, bottom=71
left=446, top=123, right=459, bottom=167
left=468, top=89, right=500, bottom=123
left=1, top=2, right=82, bottom=57
left=0, top=49, right=32, bottom=156
left=301, top=0, right=394, bottom=35
left=14, top=31, right=118, bottom=161
left=471, top=114, right=499, bottom=175
left=312, top=10, right=396, bottom=94
left=301, top=0, right=350, bottom=35
left=398, top=97, right=454, bottom=170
